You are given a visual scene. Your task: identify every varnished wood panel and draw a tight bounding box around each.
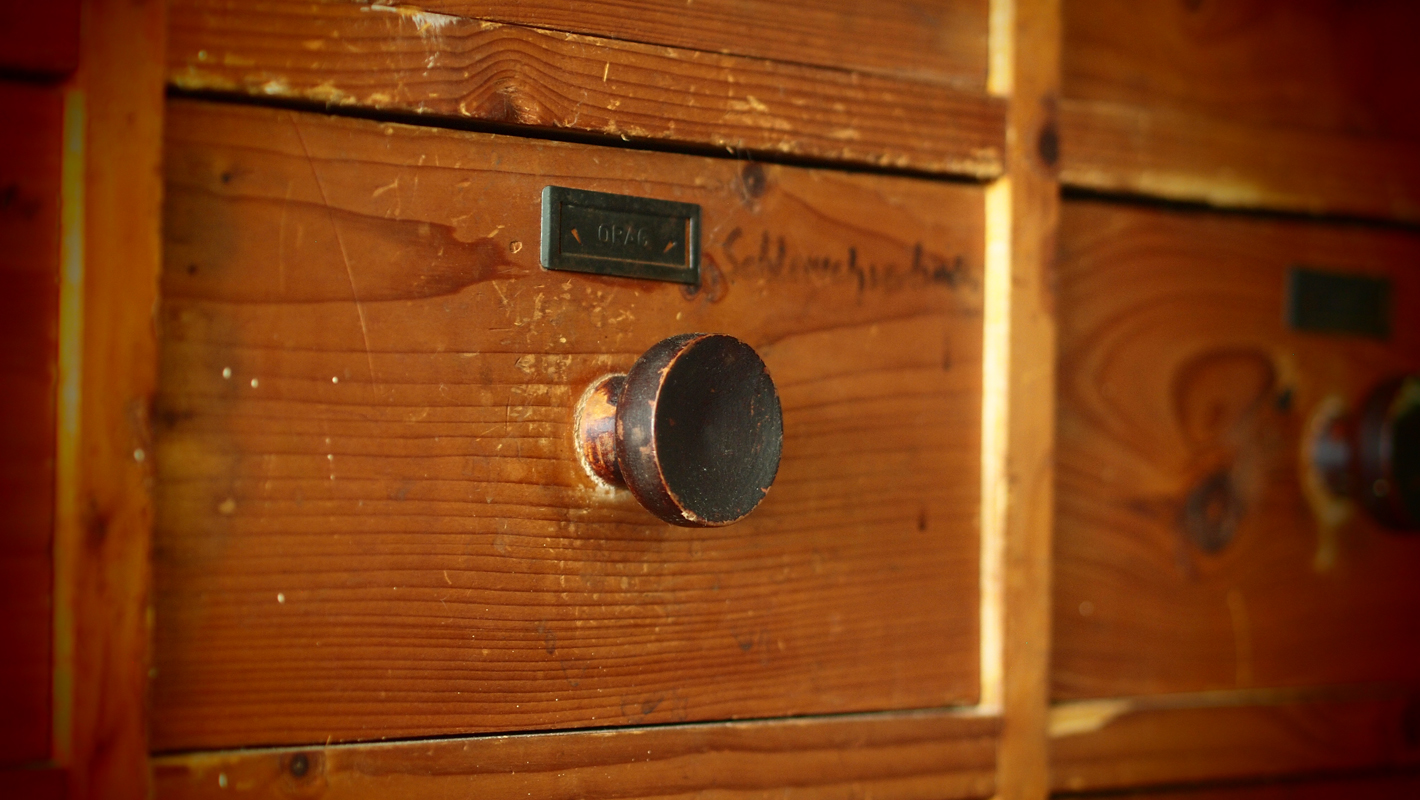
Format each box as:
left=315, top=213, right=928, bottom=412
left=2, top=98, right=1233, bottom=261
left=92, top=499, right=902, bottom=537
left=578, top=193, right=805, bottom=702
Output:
left=152, top=711, right=998, bottom=800
left=0, top=81, right=61, bottom=767
left=152, top=100, right=985, bottom=750
left=412, top=0, right=989, bottom=89
left=1054, top=201, right=1420, bottom=700
left=1051, top=691, right=1420, bottom=793
left=1060, top=0, right=1420, bottom=221
left=165, top=0, right=1006, bottom=179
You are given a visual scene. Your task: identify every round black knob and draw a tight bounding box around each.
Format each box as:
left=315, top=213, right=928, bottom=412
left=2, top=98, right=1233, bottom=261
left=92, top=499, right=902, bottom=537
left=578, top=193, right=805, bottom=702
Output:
left=1315, top=374, right=1420, bottom=531
left=575, top=333, right=783, bottom=527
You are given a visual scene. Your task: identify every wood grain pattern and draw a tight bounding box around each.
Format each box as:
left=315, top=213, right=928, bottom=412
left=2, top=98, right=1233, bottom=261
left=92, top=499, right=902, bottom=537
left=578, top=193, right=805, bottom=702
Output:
left=0, top=81, right=62, bottom=767
left=1060, top=0, right=1420, bottom=221
left=151, top=711, right=998, bottom=800
left=152, top=99, right=986, bottom=750
left=1051, top=691, right=1420, bottom=793
left=165, top=0, right=1006, bottom=179
left=1053, top=201, right=1420, bottom=700
left=984, top=0, right=1060, bottom=798
left=412, top=0, right=990, bottom=89
left=51, top=0, right=168, bottom=795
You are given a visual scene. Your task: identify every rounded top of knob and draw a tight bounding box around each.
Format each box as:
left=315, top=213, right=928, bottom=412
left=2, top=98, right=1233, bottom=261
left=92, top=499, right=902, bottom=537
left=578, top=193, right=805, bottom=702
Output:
left=615, top=333, right=783, bottom=527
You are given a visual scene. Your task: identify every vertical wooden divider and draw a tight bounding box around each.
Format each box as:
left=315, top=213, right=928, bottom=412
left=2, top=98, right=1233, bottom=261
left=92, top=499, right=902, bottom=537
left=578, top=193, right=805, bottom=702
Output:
left=984, top=0, right=1060, bottom=798
left=51, top=0, right=167, bottom=796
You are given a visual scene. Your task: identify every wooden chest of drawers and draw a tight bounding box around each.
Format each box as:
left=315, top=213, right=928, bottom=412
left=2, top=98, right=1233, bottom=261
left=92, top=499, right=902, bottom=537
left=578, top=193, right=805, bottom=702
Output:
left=10, top=1, right=1420, bottom=799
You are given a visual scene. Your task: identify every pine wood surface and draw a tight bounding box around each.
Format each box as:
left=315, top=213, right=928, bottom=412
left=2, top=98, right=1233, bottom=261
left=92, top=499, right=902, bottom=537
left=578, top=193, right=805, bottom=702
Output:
left=1059, top=0, right=1420, bottom=221
left=1050, top=691, right=1420, bottom=793
left=0, top=81, right=62, bottom=767
left=407, top=0, right=990, bottom=89
left=165, top=0, right=1007, bottom=179
left=152, top=99, right=986, bottom=750
left=1053, top=201, right=1420, bottom=701
left=51, top=0, right=169, bottom=796
left=151, top=711, right=999, bottom=800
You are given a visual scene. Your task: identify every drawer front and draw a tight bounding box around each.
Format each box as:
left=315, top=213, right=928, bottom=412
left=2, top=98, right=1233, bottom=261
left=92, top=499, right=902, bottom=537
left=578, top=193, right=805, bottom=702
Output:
left=1054, top=201, right=1420, bottom=699
left=1065, top=0, right=1420, bottom=140
left=166, top=1, right=1005, bottom=181
left=1060, top=2, right=1420, bottom=223
left=153, top=100, right=985, bottom=749
left=172, top=0, right=989, bottom=94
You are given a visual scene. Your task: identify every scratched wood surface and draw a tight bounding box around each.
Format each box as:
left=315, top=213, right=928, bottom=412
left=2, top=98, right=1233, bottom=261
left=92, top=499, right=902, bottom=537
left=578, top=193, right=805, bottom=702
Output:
left=151, top=711, right=998, bottom=799
left=165, top=0, right=1006, bottom=179
left=411, top=0, right=990, bottom=88
left=1050, top=691, right=1420, bottom=793
left=0, top=81, right=61, bottom=767
left=1060, top=0, right=1420, bottom=221
left=1053, top=201, right=1420, bottom=700
left=152, top=99, right=985, bottom=750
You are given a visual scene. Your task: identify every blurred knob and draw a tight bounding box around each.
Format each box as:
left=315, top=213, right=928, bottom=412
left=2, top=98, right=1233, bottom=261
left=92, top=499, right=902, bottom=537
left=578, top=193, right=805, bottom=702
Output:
left=1315, top=375, right=1420, bottom=531
left=575, top=333, right=783, bottom=527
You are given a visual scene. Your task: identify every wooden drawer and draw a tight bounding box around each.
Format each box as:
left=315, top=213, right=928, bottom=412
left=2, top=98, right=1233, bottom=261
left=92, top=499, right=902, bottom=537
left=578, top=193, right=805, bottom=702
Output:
left=164, top=0, right=1005, bottom=180
left=1054, top=200, right=1420, bottom=700
left=319, top=0, right=990, bottom=88
left=172, top=0, right=990, bottom=93
left=1060, top=0, right=1420, bottom=222
left=152, top=100, right=986, bottom=750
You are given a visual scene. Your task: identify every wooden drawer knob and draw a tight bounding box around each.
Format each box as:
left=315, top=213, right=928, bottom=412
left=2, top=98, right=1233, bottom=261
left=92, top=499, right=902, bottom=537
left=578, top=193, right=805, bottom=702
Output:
left=575, top=333, right=783, bottom=527
left=1315, top=374, right=1420, bottom=531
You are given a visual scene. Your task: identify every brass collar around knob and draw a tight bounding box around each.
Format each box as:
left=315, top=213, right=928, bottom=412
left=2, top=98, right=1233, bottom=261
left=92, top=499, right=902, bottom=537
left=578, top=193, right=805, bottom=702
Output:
left=1314, top=374, right=1420, bottom=531
left=575, top=333, right=784, bottom=527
